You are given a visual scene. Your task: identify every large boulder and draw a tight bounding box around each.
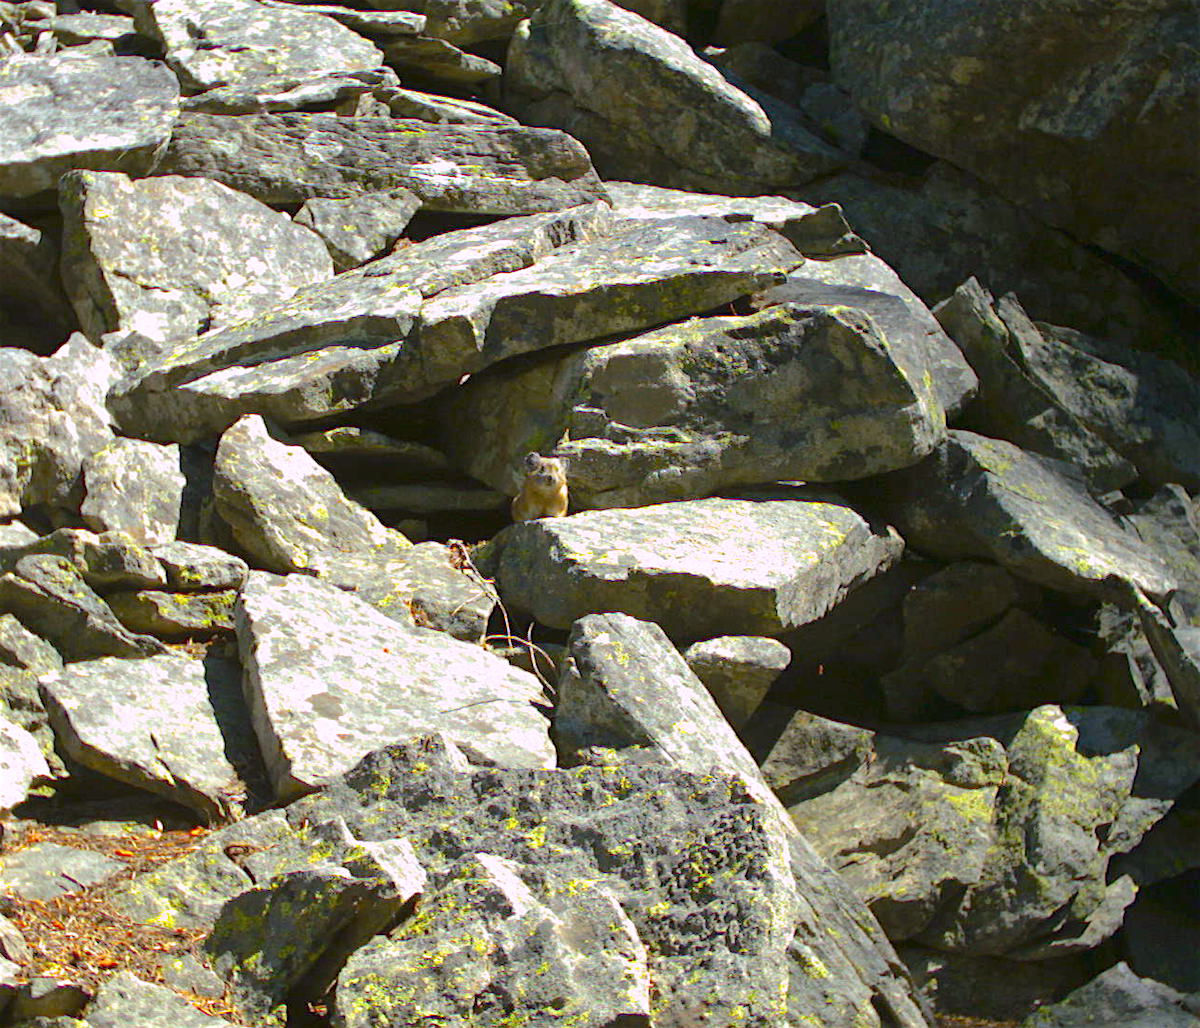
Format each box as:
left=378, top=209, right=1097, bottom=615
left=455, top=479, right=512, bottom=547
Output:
left=826, top=0, right=1200, bottom=304
left=80, top=438, right=186, bottom=547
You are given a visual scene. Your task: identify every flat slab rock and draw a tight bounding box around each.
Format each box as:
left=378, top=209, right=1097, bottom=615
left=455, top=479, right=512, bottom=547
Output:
left=492, top=494, right=903, bottom=640
left=0, top=841, right=124, bottom=901
left=85, top=971, right=251, bottom=1028
left=236, top=572, right=554, bottom=801
left=0, top=52, right=180, bottom=200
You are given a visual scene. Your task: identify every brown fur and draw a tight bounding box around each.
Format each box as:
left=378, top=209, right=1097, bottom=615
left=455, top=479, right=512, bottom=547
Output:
left=511, top=452, right=568, bottom=522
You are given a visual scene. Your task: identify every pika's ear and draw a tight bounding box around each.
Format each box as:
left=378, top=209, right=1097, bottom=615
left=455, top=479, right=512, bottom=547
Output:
left=522, top=451, right=540, bottom=468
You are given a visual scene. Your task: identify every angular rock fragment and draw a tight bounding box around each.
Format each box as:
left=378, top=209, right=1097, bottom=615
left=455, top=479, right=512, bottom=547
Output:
left=262, top=3, right=425, bottom=39
left=85, top=971, right=251, bottom=1028
left=293, top=189, right=420, bottom=271
left=80, top=438, right=185, bottom=547
left=682, top=635, right=790, bottom=727
left=442, top=301, right=943, bottom=508
left=181, top=69, right=392, bottom=115
left=493, top=495, right=903, bottom=639
left=39, top=652, right=249, bottom=820
left=0, top=528, right=166, bottom=593
left=421, top=0, right=540, bottom=45
left=60, top=171, right=333, bottom=344
left=507, top=0, right=848, bottom=194
left=381, top=35, right=501, bottom=86
left=1019, top=961, right=1200, bottom=1028
left=158, top=111, right=609, bottom=212
left=151, top=542, right=248, bottom=592
left=236, top=572, right=554, bottom=800
left=0, top=717, right=50, bottom=810
left=213, top=415, right=410, bottom=575
left=0, top=842, right=124, bottom=901
left=0, top=614, right=61, bottom=676
left=0, top=52, right=179, bottom=200
left=128, top=0, right=384, bottom=93
left=376, top=85, right=518, bottom=124
left=106, top=589, right=237, bottom=639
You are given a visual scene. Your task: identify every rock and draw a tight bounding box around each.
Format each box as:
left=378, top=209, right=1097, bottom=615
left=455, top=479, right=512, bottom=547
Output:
left=348, top=481, right=505, bottom=514
left=105, top=589, right=237, bottom=638
left=127, top=0, right=383, bottom=93
left=85, top=972, right=251, bottom=1028
left=421, top=0, right=539, bottom=44
left=0, top=336, right=115, bottom=518
left=443, top=301, right=943, bottom=508
left=150, top=542, right=247, bottom=592
left=491, top=494, right=903, bottom=640
left=713, top=0, right=824, bottom=46
left=381, top=34, right=501, bottom=87
left=0, top=717, right=50, bottom=810
left=0, top=555, right=164, bottom=661
left=881, top=431, right=1177, bottom=602
left=681, top=635, right=790, bottom=727
left=157, top=111, right=609, bottom=212
left=293, top=189, right=421, bottom=271
left=60, top=171, right=333, bottom=345
left=0, top=614, right=61, bottom=675
left=375, top=84, right=518, bottom=124
left=1021, top=962, right=1200, bottom=1028
left=212, top=415, right=411, bottom=575
left=1126, top=486, right=1200, bottom=592
left=0, top=52, right=179, bottom=200
left=826, top=0, right=1200, bottom=304
left=41, top=12, right=140, bottom=47
left=757, top=253, right=978, bottom=419
left=236, top=571, right=554, bottom=801
left=80, top=438, right=185, bottom=547
left=261, top=3, right=425, bottom=39
left=0, top=842, right=124, bottom=901
left=0, top=529, right=166, bottom=593
left=39, top=652, right=250, bottom=820
left=180, top=68, right=392, bottom=115
left=0, top=211, right=75, bottom=353
left=6, top=978, right=89, bottom=1021
left=507, top=0, right=848, bottom=194
left=934, top=279, right=1137, bottom=492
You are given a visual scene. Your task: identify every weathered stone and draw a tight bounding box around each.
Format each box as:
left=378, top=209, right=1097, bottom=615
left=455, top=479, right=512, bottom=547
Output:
left=883, top=431, right=1177, bottom=602
left=422, top=0, right=538, bottom=44
left=80, top=438, right=185, bottom=547
left=0, top=613, right=61, bottom=675
left=60, top=171, right=333, bottom=345
left=180, top=69, right=392, bottom=115
left=6, top=977, right=89, bottom=1021
left=0, top=336, right=115, bottom=517
left=0, top=716, right=50, bottom=810
left=157, top=111, right=608, bottom=212
left=293, top=189, right=420, bottom=271
left=0, top=841, right=123, bottom=901
left=381, top=34, right=501, bottom=86
left=42, top=12, right=139, bottom=46
left=507, top=0, right=848, bottom=194
left=681, top=635, right=790, bottom=728
left=442, top=301, right=943, bottom=508
left=492, top=494, right=903, bottom=640
left=127, top=0, right=383, bottom=93
left=236, top=571, right=554, bottom=800
left=39, top=652, right=249, bottom=820
left=213, top=415, right=410, bottom=575
left=0, top=211, right=75, bottom=353
left=348, top=482, right=504, bottom=514
left=376, top=85, right=518, bottom=124
left=106, top=589, right=237, bottom=639
left=826, top=0, right=1200, bottom=304
left=259, top=2, right=425, bottom=38
left=0, top=528, right=166, bottom=593
left=1126, top=486, right=1200, bottom=593
left=150, top=542, right=248, bottom=592
left=0, top=555, right=164, bottom=661
left=1021, top=961, right=1200, bottom=1028
left=85, top=972, right=251, bottom=1028
left=0, top=52, right=179, bottom=200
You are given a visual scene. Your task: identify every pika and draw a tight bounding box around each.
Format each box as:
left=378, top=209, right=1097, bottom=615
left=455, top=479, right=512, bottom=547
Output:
left=511, top=451, right=568, bottom=522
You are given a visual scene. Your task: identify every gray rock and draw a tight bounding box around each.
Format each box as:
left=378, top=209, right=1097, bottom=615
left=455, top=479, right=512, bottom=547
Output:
left=60, top=171, right=333, bottom=345
left=899, top=560, right=1029, bottom=662
left=934, top=279, right=1137, bottom=492
left=1125, top=486, right=1200, bottom=593
left=506, top=0, right=848, bottom=194
left=1091, top=603, right=1180, bottom=714
left=681, top=635, right=790, bottom=728
left=6, top=978, right=89, bottom=1021
left=213, top=414, right=411, bottom=575
left=0, top=521, right=38, bottom=548
left=259, top=2, right=425, bottom=39
left=0, top=613, right=61, bottom=674
left=128, top=0, right=383, bottom=93
left=442, top=301, right=943, bottom=508
left=381, top=34, right=501, bottom=86
left=236, top=571, right=554, bottom=801
left=80, top=438, right=185, bottom=547
left=0, top=841, right=123, bottom=901
left=0, top=336, right=115, bottom=518
left=39, top=652, right=249, bottom=820
left=293, top=189, right=420, bottom=271
left=41, top=12, right=139, bottom=46
left=0, top=211, right=75, bottom=352
left=348, top=482, right=505, bottom=514
left=0, top=555, right=164, bottom=661
left=85, top=972, right=250, bottom=1028
left=106, top=589, right=237, bottom=638
left=150, top=542, right=248, bottom=592
left=180, top=69, right=392, bottom=115
left=0, top=52, right=179, bottom=200
left=757, top=253, right=978, bottom=418
left=375, top=85, right=518, bottom=124
left=491, top=494, right=903, bottom=640
left=826, top=0, right=1200, bottom=304
left=0, top=716, right=50, bottom=810
left=883, top=430, right=1177, bottom=602
left=0, top=528, right=166, bottom=593
left=157, top=111, right=608, bottom=212
left=1021, top=962, right=1200, bottom=1028
left=422, top=0, right=538, bottom=44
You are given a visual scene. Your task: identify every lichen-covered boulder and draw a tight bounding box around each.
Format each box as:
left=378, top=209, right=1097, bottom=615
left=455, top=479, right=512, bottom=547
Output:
left=682, top=635, right=791, bottom=728
left=106, top=589, right=237, bottom=639
left=293, top=189, right=421, bottom=271
left=1020, top=961, right=1200, bottom=1028
left=80, top=438, right=186, bottom=547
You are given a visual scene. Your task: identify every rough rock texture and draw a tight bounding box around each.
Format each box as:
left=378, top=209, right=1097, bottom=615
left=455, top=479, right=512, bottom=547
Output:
left=0, top=52, right=179, bottom=200
left=682, top=635, right=791, bottom=728
left=827, top=0, right=1200, bottom=305
left=60, top=171, right=333, bottom=345
left=0, top=716, right=50, bottom=810
left=106, top=588, right=237, bottom=638
left=1021, top=961, right=1200, bottom=1028
left=0, top=842, right=124, bottom=901
left=422, top=0, right=540, bottom=45
left=0, top=528, right=167, bottom=593
left=492, top=494, right=904, bottom=640
left=85, top=972, right=251, bottom=1028
left=293, top=189, right=420, bottom=271
left=507, top=0, right=848, bottom=195
left=442, top=302, right=945, bottom=509
left=80, top=438, right=185, bottom=546
left=236, top=572, right=554, bottom=800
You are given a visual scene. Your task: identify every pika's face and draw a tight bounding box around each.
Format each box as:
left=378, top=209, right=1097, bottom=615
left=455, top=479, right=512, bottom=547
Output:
left=521, top=451, right=564, bottom=486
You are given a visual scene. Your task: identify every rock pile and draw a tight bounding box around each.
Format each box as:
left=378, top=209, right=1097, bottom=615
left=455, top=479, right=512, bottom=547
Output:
left=0, top=0, right=1196, bottom=1025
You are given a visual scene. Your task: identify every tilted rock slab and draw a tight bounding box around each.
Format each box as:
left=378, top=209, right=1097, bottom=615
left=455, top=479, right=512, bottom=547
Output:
left=442, top=302, right=944, bottom=509
left=682, top=635, right=791, bottom=728
left=80, top=438, right=186, bottom=547
left=213, top=415, right=411, bottom=576
left=236, top=572, right=554, bottom=801
left=127, top=0, right=384, bottom=94
left=0, top=52, right=179, bottom=200
left=39, top=652, right=249, bottom=821
left=293, top=189, right=421, bottom=272
left=0, top=717, right=50, bottom=811
left=60, top=171, right=333, bottom=345
left=157, top=111, right=608, bottom=212
left=506, top=0, right=848, bottom=194
left=492, top=495, right=903, bottom=640
left=883, top=430, right=1177, bottom=601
